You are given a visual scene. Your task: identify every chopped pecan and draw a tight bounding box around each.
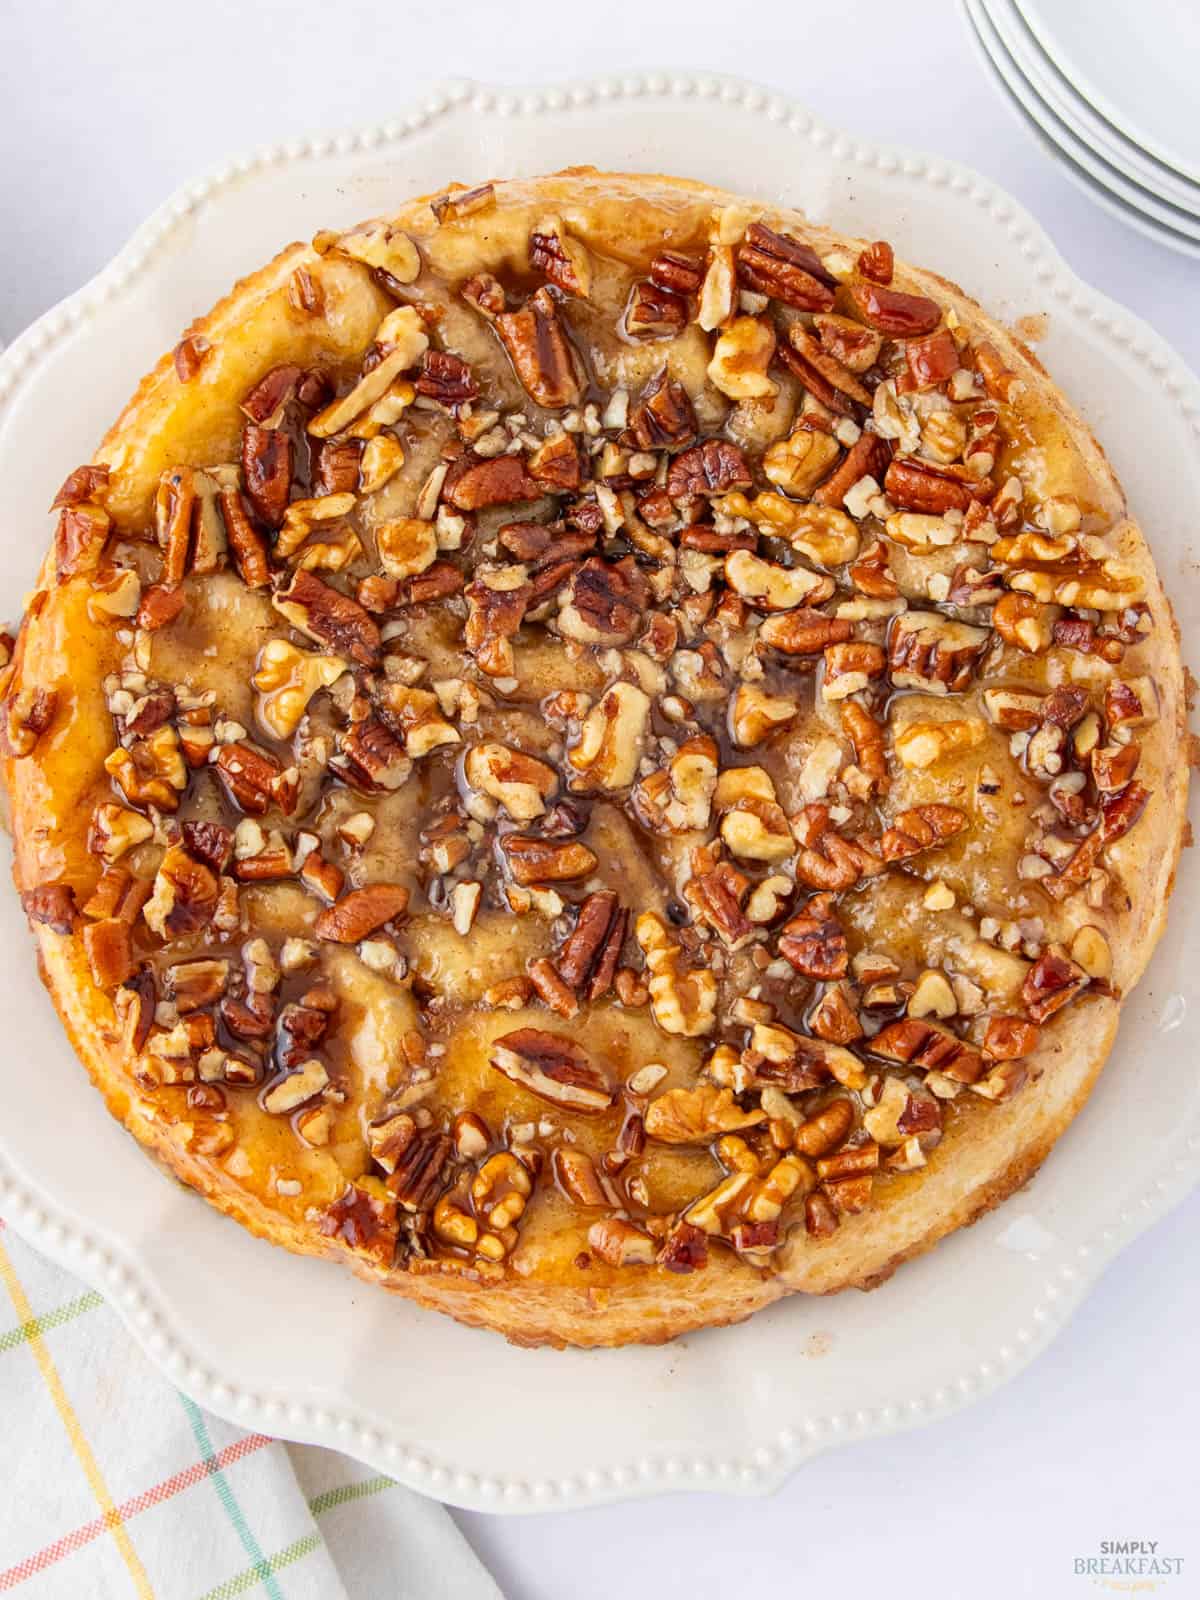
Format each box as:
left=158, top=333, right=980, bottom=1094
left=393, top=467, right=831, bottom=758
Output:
left=335, top=718, right=411, bottom=791
left=446, top=453, right=540, bottom=511
left=658, top=1220, right=709, bottom=1273
left=55, top=502, right=111, bottom=580
left=143, top=845, right=219, bottom=940
left=52, top=464, right=110, bottom=510
left=319, top=1182, right=398, bottom=1265
left=276, top=998, right=333, bottom=1070
left=241, top=365, right=304, bottom=426
left=528, top=215, right=591, bottom=297
left=685, top=862, right=754, bottom=947
left=274, top=569, right=381, bottom=667
left=736, top=222, right=836, bottom=310
left=590, top=1217, right=657, bottom=1266
left=173, top=334, right=210, bottom=382
left=645, top=1084, right=765, bottom=1144
left=1022, top=948, right=1088, bottom=1023
left=314, top=883, right=409, bottom=942
left=793, top=1097, right=856, bottom=1157
left=794, top=812, right=879, bottom=891
left=431, top=182, right=495, bottom=224
left=22, top=883, right=77, bottom=935
left=502, top=835, right=598, bottom=885
left=813, top=313, right=884, bottom=374
left=635, top=911, right=718, bottom=1037
left=4, top=687, right=57, bottom=757
left=181, top=820, right=233, bottom=874
left=822, top=640, right=886, bottom=700
left=626, top=369, right=697, bottom=451
left=464, top=570, right=533, bottom=677
left=846, top=279, right=941, bottom=336
left=312, top=438, right=363, bottom=495
left=841, top=700, right=889, bottom=791
left=464, top=741, right=558, bottom=821
left=490, top=1028, right=615, bottom=1112
left=857, top=240, right=894, bottom=284
left=625, top=280, right=687, bottom=339
left=567, top=682, right=651, bottom=791
left=241, top=423, right=293, bottom=527
left=984, top=1015, right=1040, bottom=1060
left=527, top=957, right=580, bottom=1018
left=554, top=890, right=627, bottom=1000
left=527, top=432, right=581, bottom=491
left=778, top=894, right=847, bottom=979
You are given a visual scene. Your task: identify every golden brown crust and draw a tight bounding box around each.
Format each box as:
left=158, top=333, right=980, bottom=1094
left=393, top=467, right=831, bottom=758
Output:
left=4, top=171, right=1187, bottom=1346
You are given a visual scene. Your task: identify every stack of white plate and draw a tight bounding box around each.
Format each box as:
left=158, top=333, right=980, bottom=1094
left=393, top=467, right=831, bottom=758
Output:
left=964, top=0, right=1200, bottom=258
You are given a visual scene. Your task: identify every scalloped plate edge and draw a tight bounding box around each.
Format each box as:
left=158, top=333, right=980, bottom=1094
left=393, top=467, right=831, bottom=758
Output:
left=0, top=71, right=1198, bottom=1514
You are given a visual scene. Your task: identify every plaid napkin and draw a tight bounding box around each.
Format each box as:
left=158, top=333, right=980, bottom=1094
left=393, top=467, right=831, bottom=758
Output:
left=0, top=1222, right=501, bottom=1600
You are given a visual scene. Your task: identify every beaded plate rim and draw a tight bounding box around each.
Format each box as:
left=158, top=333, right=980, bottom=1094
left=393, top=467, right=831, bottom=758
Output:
left=0, top=71, right=1197, bottom=1514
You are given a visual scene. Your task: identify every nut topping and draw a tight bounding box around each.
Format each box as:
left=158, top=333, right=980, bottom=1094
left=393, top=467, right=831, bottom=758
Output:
left=490, top=1029, right=615, bottom=1112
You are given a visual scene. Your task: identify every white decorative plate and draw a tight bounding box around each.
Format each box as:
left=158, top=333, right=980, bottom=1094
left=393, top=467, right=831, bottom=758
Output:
left=1, top=74, right=1198, bottom=1514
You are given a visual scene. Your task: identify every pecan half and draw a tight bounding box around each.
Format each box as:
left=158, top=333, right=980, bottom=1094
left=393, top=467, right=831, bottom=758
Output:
left=757, top=609, right=852, bottom=656
left=736, top=222, right=837, bottom=310
left=314, top=883, right=409, bottom=942
left=650, top=249, right=704, bottom=296
left=884, top=457, right=973, bottom=515
left=846, top=279, right=941, bottom=336
left=888, top=611, right=989, bottom=694
left=626, top=369, right=697, bottom=451
left=667, top=440, right=752, bottom=506
left=218, top=487, right=271, bottom=588
left=241, top=423, right=293, bottom=527
left=469, top=278, right=582, bottom=409
left=490, top=1028, right=615, bottom=1112
left=1022, top=948, right=1089, bottom=1023
left=869, top=1017, right=983, bottom=1083
left=558, top=556, right=647, bottom=644
left=778, top=894, right=847, bottom=979
left=274, top=569, right=381, bottom=666
left=215, top=743, right=297, bottom=817
left=625, top=281, right=687, bottom=339
left=879, top=804, right=967, bottom=863
left=446, top=454, right=540, bottom=511
left=812, top=432, right=891, bottom=509
left=501, top=835, right=599, bottom=885
left=416, top=349, right=478, bottom=407
left=554, top=890, right=627, bottom=1000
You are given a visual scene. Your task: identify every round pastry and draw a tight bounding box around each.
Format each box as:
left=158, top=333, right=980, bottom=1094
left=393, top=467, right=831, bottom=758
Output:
left=3, top=171, right=1186, bottom=1348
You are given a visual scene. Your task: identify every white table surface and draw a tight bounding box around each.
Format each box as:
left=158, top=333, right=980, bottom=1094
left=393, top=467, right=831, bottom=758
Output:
left=2, top=1, right=1196, bottom=1594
